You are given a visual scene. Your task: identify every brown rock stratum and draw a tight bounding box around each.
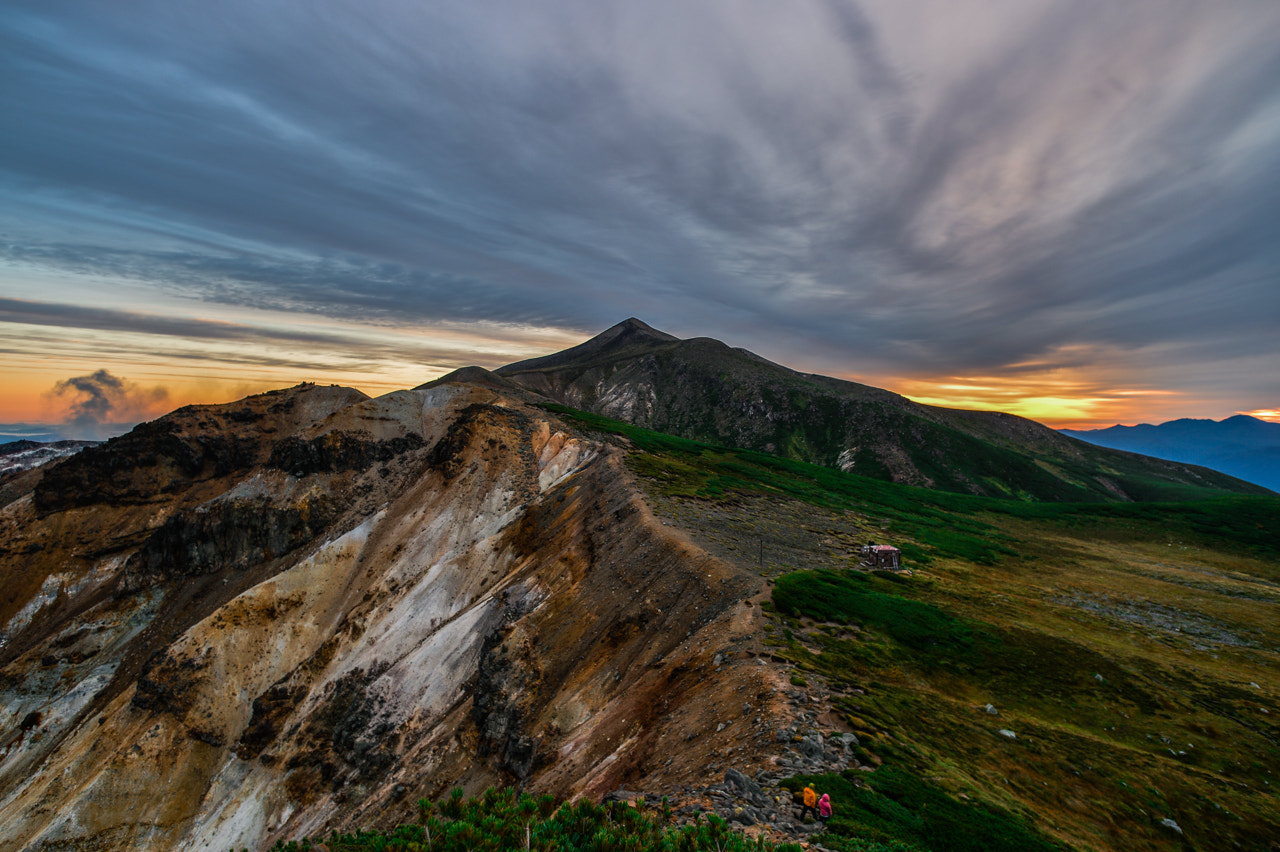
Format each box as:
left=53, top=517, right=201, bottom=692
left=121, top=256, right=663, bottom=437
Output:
left=0, top=380, right=800, bottom=851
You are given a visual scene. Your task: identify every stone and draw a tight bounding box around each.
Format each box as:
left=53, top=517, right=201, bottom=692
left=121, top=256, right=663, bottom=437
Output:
left=724, top=768, right=767, bottom=807
left=984, top=704, right=999, bottom=715
left=998, top=729, right=1017, bottom=739
left=797, top=733, right=825, bottom=760
left=1160, top=818, right=1183, bottom=834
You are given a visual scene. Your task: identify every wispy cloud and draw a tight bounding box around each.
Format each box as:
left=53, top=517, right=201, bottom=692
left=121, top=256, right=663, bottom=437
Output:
left=2, top=0, right=1278, bottom=422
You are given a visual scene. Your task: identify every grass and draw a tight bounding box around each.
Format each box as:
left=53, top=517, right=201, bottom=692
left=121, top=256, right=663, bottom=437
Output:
left=545, top=404, right=1280, bottom=852
left=770, top=561, right=1279, bottom=850
left=780, top=767, right=1068, bottom=852
left=547, top=403, right=1280, bottom=563
left=773, top=571, right=984, bottom=661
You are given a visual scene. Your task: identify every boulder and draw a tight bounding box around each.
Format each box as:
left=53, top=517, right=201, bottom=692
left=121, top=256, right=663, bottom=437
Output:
left=797, top=733, right=825, bottom=760
left=724, top=768, right=767, bottom=807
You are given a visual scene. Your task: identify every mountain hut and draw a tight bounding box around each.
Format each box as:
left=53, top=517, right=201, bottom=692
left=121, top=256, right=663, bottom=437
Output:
left=861, top=543, right=902, bottom=571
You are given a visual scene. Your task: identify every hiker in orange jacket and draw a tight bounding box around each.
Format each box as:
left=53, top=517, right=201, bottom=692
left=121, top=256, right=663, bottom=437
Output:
left=818, top=792, right=832, bottom=822
left=799, top=785, right=818, bottom=821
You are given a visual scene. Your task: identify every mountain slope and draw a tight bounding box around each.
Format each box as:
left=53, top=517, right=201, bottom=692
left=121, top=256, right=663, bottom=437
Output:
left=1062, top=415, right=1280, bottom=492
left=491, top=319, right=1266, bottom=502
left=552, top=407, right=1280, bottom=852
left=1, top=379, right=1277, bottom=852
left=0, top=381, right=783, bottom=851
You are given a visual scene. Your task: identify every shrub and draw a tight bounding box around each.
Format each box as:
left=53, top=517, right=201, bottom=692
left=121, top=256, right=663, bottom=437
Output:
left=266, top=787, right=805, bottom=852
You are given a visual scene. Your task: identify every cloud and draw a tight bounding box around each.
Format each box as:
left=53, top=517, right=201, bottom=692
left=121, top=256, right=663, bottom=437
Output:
left=0, top=297, right=573, bottom=376
left=1, top=0, right=1278, bottom=418
left=48, top=370, right=169, bottom=439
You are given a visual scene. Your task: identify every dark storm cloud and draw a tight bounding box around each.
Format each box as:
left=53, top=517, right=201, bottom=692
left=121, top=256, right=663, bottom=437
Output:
left=2, top=0, right=1278, bottom=396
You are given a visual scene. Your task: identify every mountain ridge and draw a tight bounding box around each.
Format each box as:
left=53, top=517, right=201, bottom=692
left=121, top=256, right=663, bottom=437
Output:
left=1062, top=414, right=1280, bottom=492
left=1, top=361, right=1277, bottom=851
left=488, top=320, right=1266, bottom=502
left=0, top=380, right=782, bottom=850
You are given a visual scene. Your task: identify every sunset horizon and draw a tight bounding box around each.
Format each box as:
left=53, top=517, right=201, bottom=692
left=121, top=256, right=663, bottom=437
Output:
left=2, top=312, right=1275, bottom=441
left=3, top=1, right=1277, bottom=442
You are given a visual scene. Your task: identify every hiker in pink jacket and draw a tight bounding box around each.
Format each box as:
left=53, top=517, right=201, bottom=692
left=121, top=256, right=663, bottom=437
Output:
left=818, top=792, right=832, bottom=822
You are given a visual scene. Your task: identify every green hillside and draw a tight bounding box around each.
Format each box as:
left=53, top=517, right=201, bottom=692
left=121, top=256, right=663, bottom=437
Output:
left=495, top=320, right=1268, bottom=503
left=553, top=404, right=1280, bottom=852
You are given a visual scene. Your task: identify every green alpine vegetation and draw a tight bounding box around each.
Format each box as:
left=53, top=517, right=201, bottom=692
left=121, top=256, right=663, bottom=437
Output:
left=779, top=767, right=1069, bottom=852
left=553, top=404, right=1280, bottom=852
left=258, top=787, right=803, bottom=852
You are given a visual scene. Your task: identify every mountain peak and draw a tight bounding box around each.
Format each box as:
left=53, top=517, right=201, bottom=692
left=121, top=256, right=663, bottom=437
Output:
left=497, top=318, right=679, bottom=375
left=599, top=317, right=680, bottom=343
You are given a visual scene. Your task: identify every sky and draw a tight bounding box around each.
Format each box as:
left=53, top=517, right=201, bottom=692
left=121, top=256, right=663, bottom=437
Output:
left=2, top=0, right=1279, bottom=439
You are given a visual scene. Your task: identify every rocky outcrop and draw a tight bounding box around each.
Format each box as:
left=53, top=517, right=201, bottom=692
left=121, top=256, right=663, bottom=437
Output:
left=33, top=421, right=260, bottom=512
left=123, top=494, right=339, bottom=586
left=0, top=379, right=782, bottom=852
left=473, top=620, right=542, bottom=779
left=32, top=384, right=368, bottom=514
left=267, top=432, right=425, bottom=476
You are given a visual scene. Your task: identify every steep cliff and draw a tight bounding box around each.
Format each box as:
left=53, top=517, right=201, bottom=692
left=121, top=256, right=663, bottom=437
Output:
left=0, top=380, right=785, bottom=851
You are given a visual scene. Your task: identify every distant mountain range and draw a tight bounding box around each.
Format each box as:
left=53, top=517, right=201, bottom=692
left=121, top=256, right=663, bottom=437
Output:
left=426, top=318, right=1268, bottom=502
left=1061, top=415, right=1280, bottom=493
left=0, top=439, right=97, bottom=477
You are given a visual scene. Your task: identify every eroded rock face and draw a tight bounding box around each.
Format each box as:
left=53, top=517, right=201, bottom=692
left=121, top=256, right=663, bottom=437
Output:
left=0, top=379, right=773, bottom=852
left=473, top=619, right=543, bottom=779
left=267, top=432, right=425, bottom=476
left=123, top=494, right=340, bottom=587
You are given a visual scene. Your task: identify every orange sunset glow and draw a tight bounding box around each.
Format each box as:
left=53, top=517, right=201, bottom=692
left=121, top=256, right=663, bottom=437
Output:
left=2, top=1, right=1277, bottom=443
left=2, top=309, right=1260, bottom=439
left=0, top=305, right=586, bottom=436
left=887, top=374, right=1187, bottom=430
